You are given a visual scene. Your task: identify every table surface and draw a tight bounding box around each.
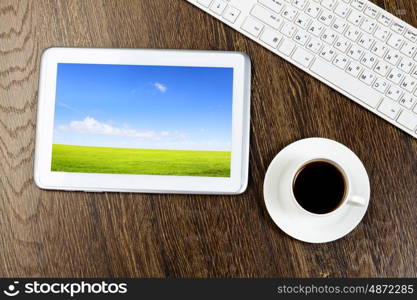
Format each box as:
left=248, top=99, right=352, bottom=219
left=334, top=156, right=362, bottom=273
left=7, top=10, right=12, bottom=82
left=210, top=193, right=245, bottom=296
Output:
left=0, top=0, right=416, bottom=278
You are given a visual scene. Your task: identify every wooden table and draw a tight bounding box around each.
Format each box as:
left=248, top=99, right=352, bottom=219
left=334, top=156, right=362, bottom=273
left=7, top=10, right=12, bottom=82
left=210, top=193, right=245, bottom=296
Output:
left=0, top=0, right=416, bottom=278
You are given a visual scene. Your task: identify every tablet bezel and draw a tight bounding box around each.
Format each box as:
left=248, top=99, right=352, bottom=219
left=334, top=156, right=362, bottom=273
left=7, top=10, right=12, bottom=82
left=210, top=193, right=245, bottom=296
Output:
left=34, top=48, right=251, bottom=194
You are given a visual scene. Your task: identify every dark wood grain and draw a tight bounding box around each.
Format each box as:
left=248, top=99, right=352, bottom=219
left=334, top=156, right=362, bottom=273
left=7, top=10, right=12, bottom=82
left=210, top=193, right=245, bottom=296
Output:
left=0, top=0, right=416, bottom=278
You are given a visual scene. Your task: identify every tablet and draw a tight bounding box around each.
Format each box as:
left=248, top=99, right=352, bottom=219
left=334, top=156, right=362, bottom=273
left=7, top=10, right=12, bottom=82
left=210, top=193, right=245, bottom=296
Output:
left=34, top=48, right=251, bottom=194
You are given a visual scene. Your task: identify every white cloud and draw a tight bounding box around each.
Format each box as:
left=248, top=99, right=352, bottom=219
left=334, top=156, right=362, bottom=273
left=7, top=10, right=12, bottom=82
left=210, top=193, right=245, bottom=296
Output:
left=154, top=82, right=167, bottom=92
left=58, top=117, right=182, bottom=141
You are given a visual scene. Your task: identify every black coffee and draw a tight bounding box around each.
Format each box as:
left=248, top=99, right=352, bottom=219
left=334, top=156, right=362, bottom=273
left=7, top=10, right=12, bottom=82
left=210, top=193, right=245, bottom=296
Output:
left=292, top=161, right=346, bottom=214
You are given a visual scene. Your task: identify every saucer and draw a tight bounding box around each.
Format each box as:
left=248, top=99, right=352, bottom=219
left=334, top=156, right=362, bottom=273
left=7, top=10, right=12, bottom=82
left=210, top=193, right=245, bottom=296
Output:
left=263, top=138, right=370, bottom=243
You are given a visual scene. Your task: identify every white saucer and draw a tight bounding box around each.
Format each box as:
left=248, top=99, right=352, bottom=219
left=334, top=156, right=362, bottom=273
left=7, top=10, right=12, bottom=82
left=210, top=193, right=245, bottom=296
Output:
left=263, top=138, right=370, bottom=243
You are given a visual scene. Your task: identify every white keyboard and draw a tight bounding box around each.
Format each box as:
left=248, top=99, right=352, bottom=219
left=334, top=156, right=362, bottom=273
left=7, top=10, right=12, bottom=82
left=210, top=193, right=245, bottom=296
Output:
left=186, top=0, right=417, bottom=138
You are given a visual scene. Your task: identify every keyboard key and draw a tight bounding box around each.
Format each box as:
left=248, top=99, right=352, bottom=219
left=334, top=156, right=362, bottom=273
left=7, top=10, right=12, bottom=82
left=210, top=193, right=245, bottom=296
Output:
left=292, top=47, right=315, bottom=67
left=346, top=61, right=363, bottom=77
left=397, top=110, right=417, bottom=131
left=371, top=41, right=388, bottom=57
left=334, top=37, right=351, bottom=52
left=311, top=59, right=382, bottom=108
left=334, top=2, right=350, bottom=18
left=373, top=77, right=389, bottom=93
left=347, top=10, right=364, bottom=25
left=391, top=22, right=406, bottom=34
left=378, top=98, right=401, bottom=118
left=359, top=69, right=376, bottom=85
left=348, top=44, right=364, bottom=60
left=364, top=6, right=378, bottom=19
left=260, top=27, right=282, bottom=48
left=258, top=0, right=285, bottom=14
left=210, top=0, right=227, bottom=15
left=360, top=53, right=377, bottom=68
left=293, top=0, right=308, bottom=10
left=294, top=13, right=311, bottom=30
left=374, top=61, right=391, bottom=77
left=241, top=17, right=264, bottom=37
left=197, top=0, right=212, bottom=7
left=387, top=34, right=404, bottom=50
left=361, top=18, right=377, bottom=34
left=223, top=5, right=241, bottom=23
left=305, top=2, right=321, bottom=18
left=319, top=11, right=335, bottom=26
left=387, top=69, right=404, bottom=85
left=321, top=29, right=337, bottom=44
left=345, top=27, right=361, bottom=41
left=385, top=50, right=401, bottom=66
left=398, top=58, right=414, bottom=74
left=404, top=28, right=417, bottom=43
left=308, top=21, right=324, bottom=37
left=251, top=5, right=282, bottom=29
left=282, top=7, right=298, bottom=21
left=400, top=42, right=417, bottom=58
left=319, top=46, right=336, bottom=61
left=377, top=14, right=392, bottom=27
left=333, top=54, right=349, bottom=69
left=294, top=30, right=309, bottom=45
left=278, top=39, right=296, bottom=56
left=358, top=34, right=375, bottom=50
left=306, top=38, right=323, bottom=53
left=280, top=23, right=297, bottom=37
left=321, top=0, right=337, bottom=10
left=400, top=75, right=417, bottom=93
left=332, top=18, right=349, bottom=34
left=386, top=86, right=403, bottom=101
left=374, top=27, right=389, bottom=41
left=351, top=0, right=366, bottom=11
left=399, top=94, right=416, bottom=109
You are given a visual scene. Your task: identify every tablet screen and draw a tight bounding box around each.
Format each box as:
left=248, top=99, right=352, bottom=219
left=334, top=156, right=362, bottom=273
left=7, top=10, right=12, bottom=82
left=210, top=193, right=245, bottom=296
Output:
left=51, top=63, right=233, bottom=177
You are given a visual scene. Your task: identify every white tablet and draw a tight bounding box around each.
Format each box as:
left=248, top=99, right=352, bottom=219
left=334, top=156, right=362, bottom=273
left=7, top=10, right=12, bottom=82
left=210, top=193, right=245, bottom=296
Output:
left=34, top=48, right=251, bottom=194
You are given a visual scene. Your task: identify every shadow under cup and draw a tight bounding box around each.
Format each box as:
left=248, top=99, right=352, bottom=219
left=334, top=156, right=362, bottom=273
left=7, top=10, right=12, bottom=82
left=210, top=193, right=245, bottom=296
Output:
left=292, top=159, right=348, bottom=215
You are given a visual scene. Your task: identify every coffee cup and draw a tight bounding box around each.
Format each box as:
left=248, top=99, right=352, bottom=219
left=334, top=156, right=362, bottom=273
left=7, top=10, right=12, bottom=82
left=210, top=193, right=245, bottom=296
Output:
left=288, top=157, right=367, bottom=216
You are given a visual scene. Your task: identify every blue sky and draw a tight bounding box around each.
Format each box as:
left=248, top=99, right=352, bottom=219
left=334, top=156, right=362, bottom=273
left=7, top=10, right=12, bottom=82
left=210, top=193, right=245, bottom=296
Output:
left=53, top=63, right=233, bottom=151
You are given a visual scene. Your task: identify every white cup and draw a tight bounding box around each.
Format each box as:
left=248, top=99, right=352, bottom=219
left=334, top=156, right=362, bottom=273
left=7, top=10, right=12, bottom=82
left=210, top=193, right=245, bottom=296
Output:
left=288, top=157, right=367, bottom=217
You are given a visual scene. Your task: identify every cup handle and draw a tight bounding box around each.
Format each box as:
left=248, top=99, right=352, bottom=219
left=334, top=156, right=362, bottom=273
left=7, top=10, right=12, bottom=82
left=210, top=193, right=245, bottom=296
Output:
left=347, top=195, right=367, bottom=207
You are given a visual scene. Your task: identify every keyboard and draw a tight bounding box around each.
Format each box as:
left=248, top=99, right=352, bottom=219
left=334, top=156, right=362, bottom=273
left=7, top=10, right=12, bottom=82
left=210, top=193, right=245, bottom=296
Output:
left=186, top=0, right=417, bottom=138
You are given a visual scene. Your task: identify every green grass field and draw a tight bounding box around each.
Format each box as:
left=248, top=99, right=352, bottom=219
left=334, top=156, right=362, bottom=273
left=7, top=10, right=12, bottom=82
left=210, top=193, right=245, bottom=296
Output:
left=51, top=144, right=231, bottom=177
